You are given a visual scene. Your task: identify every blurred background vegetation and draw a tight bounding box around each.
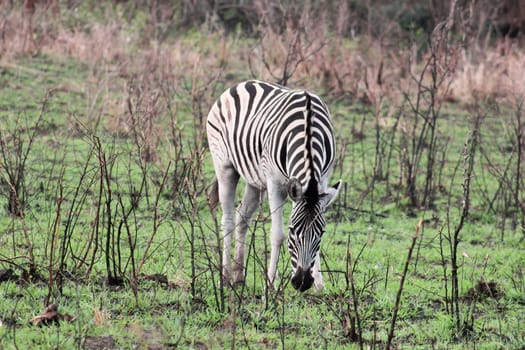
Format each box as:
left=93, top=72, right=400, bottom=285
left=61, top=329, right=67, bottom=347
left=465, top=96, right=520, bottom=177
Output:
left=3, top=0, right=525, bottom=99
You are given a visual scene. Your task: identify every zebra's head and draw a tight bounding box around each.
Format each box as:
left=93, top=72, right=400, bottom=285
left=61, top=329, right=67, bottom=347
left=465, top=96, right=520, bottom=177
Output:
left=287, top=178, right=341, bottom=292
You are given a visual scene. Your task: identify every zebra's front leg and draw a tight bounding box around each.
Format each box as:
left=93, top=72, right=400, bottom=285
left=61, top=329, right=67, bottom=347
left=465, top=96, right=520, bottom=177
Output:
left=217, top=166, right=240, bottom=287
left=312, top=251, right=324, bottom=291
left=233, top=184, right=262, bottom=286
left=267, top=182, right=286, bottom=289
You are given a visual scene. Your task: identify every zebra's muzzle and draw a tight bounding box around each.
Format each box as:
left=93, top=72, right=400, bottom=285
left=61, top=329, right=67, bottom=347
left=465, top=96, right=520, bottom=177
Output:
left=291, top=266, right=314, bottom=292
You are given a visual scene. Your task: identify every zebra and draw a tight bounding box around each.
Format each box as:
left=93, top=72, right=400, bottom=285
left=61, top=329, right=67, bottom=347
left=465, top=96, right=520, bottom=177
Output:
left=206, top=80, right=341, bottom=292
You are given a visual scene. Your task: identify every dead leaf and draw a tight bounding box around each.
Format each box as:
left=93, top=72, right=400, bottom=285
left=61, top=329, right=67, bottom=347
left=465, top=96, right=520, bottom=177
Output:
left=30, top=303, right=75, bottom=326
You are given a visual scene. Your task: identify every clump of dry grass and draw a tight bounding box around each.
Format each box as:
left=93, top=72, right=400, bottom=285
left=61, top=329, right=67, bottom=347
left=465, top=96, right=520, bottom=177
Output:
left=93, top=305, right=111, bottom=327
left=45, top=22, right=128, bottom=64
left=0, top=2, right=34, bottom=55
left=448, top=42, right=525, bottom=104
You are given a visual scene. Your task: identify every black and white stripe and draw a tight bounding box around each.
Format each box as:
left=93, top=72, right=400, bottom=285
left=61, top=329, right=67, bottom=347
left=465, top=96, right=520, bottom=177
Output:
left=207, top=80, right=341, bottom=292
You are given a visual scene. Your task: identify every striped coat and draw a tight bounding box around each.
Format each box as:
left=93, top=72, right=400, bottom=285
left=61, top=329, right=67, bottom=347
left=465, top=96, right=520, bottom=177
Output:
left=207, top=80, right=341, bottom=291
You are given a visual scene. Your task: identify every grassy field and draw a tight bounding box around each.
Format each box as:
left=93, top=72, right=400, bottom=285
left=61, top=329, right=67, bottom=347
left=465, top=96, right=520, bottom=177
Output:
left=1, top=2, right=525, bottom=349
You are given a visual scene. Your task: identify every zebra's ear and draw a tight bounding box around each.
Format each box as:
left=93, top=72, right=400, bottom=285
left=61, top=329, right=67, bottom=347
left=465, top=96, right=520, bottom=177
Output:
left=320, top=180, right=342, bottom=209
left=288, top=178, right=303, bottom=202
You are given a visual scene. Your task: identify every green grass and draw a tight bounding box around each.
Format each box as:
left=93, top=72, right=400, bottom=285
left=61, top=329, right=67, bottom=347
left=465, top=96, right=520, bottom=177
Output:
left=1, top=38, right=525, bottom=350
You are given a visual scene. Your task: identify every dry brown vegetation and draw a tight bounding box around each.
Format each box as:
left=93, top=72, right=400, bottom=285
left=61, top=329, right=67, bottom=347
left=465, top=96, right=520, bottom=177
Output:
left=2, top=1, right=524, bottom=110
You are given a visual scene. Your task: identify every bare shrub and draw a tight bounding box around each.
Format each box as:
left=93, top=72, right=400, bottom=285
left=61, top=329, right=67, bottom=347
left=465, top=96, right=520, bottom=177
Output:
left=377, top=13, right=458, bottom=209
left=477, top=97, right=525, bottom=239
left=440, top=107, right=483, bottom=333
left=0, top=114, right=42, bottom=217
left=126, top=77, right=163, bottom=164
left=249, top=1, right=328, bottom=86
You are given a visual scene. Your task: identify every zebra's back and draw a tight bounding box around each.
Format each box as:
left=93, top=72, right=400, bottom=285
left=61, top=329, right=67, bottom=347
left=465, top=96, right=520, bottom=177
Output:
left=206, top=80, right=335, bottom=192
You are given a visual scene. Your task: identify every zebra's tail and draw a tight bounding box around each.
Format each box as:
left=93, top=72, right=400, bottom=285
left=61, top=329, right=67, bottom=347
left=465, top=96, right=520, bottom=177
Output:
left=207, top=178, right=219, bottom=211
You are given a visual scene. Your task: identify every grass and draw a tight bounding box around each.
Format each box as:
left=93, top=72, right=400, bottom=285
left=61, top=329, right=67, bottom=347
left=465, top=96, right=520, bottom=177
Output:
left=1, top=2, right=525, bottom=349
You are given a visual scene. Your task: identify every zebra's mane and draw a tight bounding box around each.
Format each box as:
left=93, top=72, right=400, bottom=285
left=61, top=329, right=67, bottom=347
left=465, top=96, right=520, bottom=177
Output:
left=303, top=92, right=320, bottom=209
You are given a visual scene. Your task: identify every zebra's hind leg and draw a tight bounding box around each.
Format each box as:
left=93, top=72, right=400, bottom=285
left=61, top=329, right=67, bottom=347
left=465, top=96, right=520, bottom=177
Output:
left=216, top=165, right=240, bottom=287
left=233, top=184, right=262, bottom=286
